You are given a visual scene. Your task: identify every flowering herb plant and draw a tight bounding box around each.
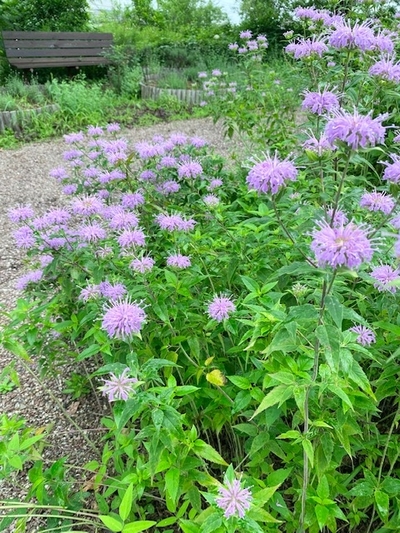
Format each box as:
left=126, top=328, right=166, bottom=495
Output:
left=3, top=1, right=400, bottom=532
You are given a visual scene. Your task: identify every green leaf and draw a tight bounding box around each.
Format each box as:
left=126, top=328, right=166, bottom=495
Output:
left=374, top=490, right=389, bottom=522
left=165, top=467, right=180, bottom=512
left=227, top=376, right=251, bottom=389
left=77, top=344, right=100, bottom=361
left=327, top=384, right=354, bottom=410
left=122, top=521, right=157, bottom=533
left=200, top=513, right=222, bottom=533
left=179, top=519, right=201, bottom=533
left=2, top=340, right=31, bottom=361
left=193, top=440, right=228, bottom=465
left=317, top=476, right=330, bottom=500
left=99, top=515, right=124, bottom=532
left=251, top=385, right=293, bottom=419
left=119, top=483, right=133, bottom=522
left=302, top=438, right=314, bottom=467
left=240, top=275, right=260, bottom=293
left=315, top=504, right=330, bottom=529
left=277, top=430, right=301, bottom=440
left=325, top=295, right=343, bottom=329
left=253, top=485, right=281, bottom=506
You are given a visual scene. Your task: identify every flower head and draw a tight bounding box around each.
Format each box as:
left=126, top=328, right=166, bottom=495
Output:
left=302, top=90, right=339, bottom=115
left=329, top=20, right=375, bottom=51
left=100, top=368, right=138, bottom=401
left=349, top=325, right=376, bottom=346
left=285, top=37, right=328, bottom=59
left=178, top=160, right=203, bottom=179
left=311, top=220, right=373, bottom=269
left=382, top=154, right=400, bottom=183
left=360, top=191, right=395, bottom=214
left=371, top=265, right=400, bottom=293
left=207, top=295, right=236, bottom=322
left=216, top=479, right=252, bottom=519
left=102, top=299, right=146, bottom=340
left=9, top=205, right=35, bottom=223
left=369, top=56, right=400, bottom=82
left=130, top=256, right=155, bottom=274
left=324, top=109, right=387, bottom=150
left=166, top=254, right=191, bottom=269
left=246, top=153, right=297, bottom=195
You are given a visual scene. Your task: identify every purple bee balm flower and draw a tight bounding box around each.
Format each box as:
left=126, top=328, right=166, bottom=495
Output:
left=391, top=214, right=400, bottom=229
left=100, top=368, right=138, bottom=401
left=167, top=254, right=191, bottom=269
left=360, top=191, right=395, bottom=214
left=326, top=207, right=348, bottom=227
left=45, top=209, right=71, bottom=225
left=106, top=122, right=121, bottom=133
left=329, top=20, right=375, bottom=51
left=118, top=229, right=146, bottom=248
left=102, top=299, right=146, bottom=340
left=63, top=149, right=82, bottom=161
left=373, top=31, right=396, bottom=54
left=84, top=167, right=101, bottom=178
left=303, top=132, right=336, bottom=156
left=212, top=69, right=222, bottom=76
left=178, top=160, right=203, bottom=179
left=63, top=184, right=78, bottom=195
left=140, top=170, right=157, bottom=182
left=121, top=192, right=145, bottom=209
left=208, top=178, right=223, bottom=190
left=42, top=236, right=67, bottom=250
left=382, top=154, right=400, bottom=183
left=72, top=195, right=104, bottom=216
left=156, top=180, right=181, bottom=195
left=50, top=167, right=69, bottom=181
left=13, top=226, right=35, bottom=249
left=370, top=265, right=400, bottom=293
left=16, top=269, right=44, bottom=290
left=64, top=131, right=84, bottom=144
left=216, top=479, right=252, bottom=519
left=158, top=156, right=177, bottom=168
left=311, top=220, right=373, bottom=269
left=170, top=132, right=188, bottom=146
left=207, top=295, right=236, bottom=322
left=369, top=56, right=400, bottom=82
left=9, top=205, right=35, bottom=223
left=87, top=125, right=104, bottom=136
left=302, top=90, right=339, bottom=115
left=246, top=153, right=297, bottom=195
left=240, top=30, right=252, bottom=39
left=99, top=281, right=127, bottom=300
left=156, top=214, right=196, bottom=232
left=78, top=223, right=107, bottom=243
left=130, top=256, right=155, bottom=273
left=135, top=141, right=163, bottom=159
left=39, top=254, right=53, bottom=267
left=109, top=211, right=139, bottom=231
left=228, top=43, right=239, bottom=50
left=285, top=37, right=328, bottom=59
left=190, top=136, right=208, bottom=148
left=198, top=71, right=208, bottom=78
left=324, top=109, right=387, bottom=150
left=349, top=325, right=376, bottom=346
left=203, top=194, right=220, bottom=207
left=79, top=283, right=102, bottom=301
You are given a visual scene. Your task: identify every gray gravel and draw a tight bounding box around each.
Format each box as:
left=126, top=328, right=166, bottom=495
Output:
left=0, top=118, right=246, bottom=530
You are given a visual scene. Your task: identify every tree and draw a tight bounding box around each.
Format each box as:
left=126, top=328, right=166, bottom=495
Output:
left=0, top=0, right=90, bottom=32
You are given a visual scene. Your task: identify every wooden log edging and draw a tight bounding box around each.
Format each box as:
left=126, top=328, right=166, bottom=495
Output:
left=140, top=82, right=205, bottom=105
left=0, top=104, right=60, bottom=134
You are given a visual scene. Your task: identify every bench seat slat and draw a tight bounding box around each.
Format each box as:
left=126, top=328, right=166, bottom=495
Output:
left=7, top=48, right=110, bottom=58
left=9, top=57, right=111, bottom=68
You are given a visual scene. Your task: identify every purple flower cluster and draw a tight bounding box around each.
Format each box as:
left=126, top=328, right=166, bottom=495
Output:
left=311, top=220, right=373, bottom=269
left=369, top=57, right=400, bottom=82
left=130, top=256, right=155, bottom=274
left=100, top=368, right=138, bottom=401
left=166, top=254, right=191, bottom=269
left=207, top=295, right=236, bottom=322
left=216, top=479, right=252, bottom=519
left=324, top=109, right=387, bottom=150
left=329, top=20, right=375, bottom=51
left=16, top=269, right=43, bottom=290
left=302, top=90, right=339, bottom=115
left=349, top=325, right=376, bottom=346
left=359, top=191, right=395, bottom=214
left=155, top=214, right=196, bottom=232
left=370, top=265, right=400, bottom=293
left=246, top=154, right=297, bottom=195
left=102, top=298, right=146, bottom=340
left=382, top=154, right=400, bottom=183
left=285, top=37, right=328, bottom=59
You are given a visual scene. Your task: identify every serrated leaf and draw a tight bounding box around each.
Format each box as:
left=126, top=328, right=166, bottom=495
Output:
left=165, top=467, right=180, bottom=511
left=302, top=438, right=314, bottom=467
left=374, top=490, right=389, bottom=522
left=251, top=385, right=293, bottom=419
left=317, top=476, right=329, bottom=500
left=315, top=504, right=330, bottom=529
left=206, top=370, right=226, bottom=386
left=227, top=375, right=251, bottom=389
left=193, top=440, right=227, bottom=465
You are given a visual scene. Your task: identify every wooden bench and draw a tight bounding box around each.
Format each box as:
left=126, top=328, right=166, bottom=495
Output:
left=1, top=31, right=114, bottom=69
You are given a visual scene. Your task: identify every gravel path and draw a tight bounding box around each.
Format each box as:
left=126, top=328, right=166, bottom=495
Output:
left=0, top=118, right=246, bottom=530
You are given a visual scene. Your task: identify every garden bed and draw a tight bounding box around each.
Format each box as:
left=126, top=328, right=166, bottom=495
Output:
left=0, top=104, right=60, bottom=134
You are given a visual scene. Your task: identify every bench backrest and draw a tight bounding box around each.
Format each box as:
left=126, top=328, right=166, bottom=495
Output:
left=1, top=31, right=113, bottom=68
